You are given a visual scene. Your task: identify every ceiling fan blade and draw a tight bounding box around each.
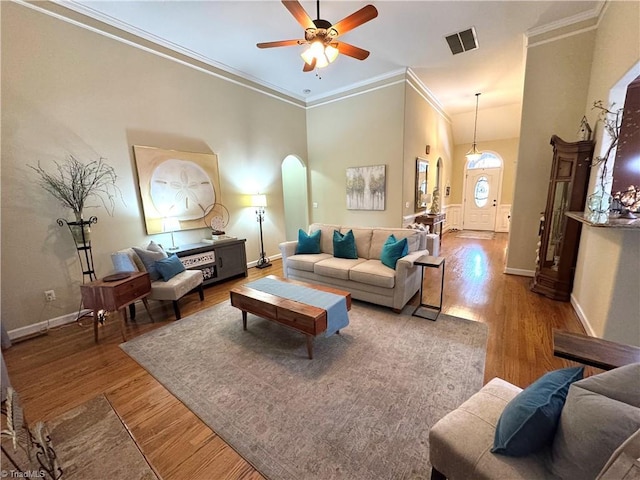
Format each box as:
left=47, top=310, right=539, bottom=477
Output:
left=336, top=42, right=370, bottom=60
left=282, top=0, right=315, bottom=30
left=303, top=58, right=316, bottom=72
left=257, top=39, right=303, bottom=49
left=331, top=5, right=378, bottom=36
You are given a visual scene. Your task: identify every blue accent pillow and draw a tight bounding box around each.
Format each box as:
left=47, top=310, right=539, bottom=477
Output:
left=296, top=229, right=321, bottom=254
left=333, top=230, right=358, bottom=259
left=111, top=252, right=138, bottom=272
left=492, top=366, right=584, bottom=457
left=154, top=254, right=186, bottom=282
left=380, top=234, right=409, bottom=269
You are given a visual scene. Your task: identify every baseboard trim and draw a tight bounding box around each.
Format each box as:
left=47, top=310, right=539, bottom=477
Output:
left=504, top=267, right=535, bottom=277
left=8, top=309, right=92, bottom=341
left=569, top=293, right=597, bottom=337
left=248, top=253, right=281, bottom=269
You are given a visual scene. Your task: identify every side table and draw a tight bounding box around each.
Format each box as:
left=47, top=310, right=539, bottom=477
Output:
left=80, top=272, right=153, bottom=343
left=413, top=255, right=445, bottom=321
left=415, top=213, right=446, bottom=245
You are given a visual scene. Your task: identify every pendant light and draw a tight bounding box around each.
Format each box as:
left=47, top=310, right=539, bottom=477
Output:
left=466, top=92, right=482, bottom=162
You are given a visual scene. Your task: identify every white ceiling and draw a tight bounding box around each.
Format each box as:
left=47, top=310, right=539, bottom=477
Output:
left=62, top=0, right=602, bottom=144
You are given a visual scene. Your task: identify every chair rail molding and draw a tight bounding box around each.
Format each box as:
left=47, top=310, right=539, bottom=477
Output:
left=443, top=204, right=462, bottom=231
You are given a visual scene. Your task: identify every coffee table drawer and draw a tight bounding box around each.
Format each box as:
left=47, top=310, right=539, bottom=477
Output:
left=231, top=293, right=277, bottom=319
left=277, top=308, right=325, bottom=335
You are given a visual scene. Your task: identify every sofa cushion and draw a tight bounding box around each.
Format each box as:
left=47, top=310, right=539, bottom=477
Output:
left=333, top=230, right=358, bottom=259
left=549, top=363, right=640, bottom=480
left=296, top=229, right=321, bottom=254
left=340, top=227, right=373, bottom=259
left=132, top=246, right=168, bottom=281
left=155, top=254, right=186, bottom=281
left=314, top=257, right=366, bottom=280
left=309, top=223, right=341, bottom=254
left=380, top=234, right=409, bottom=269
left=286, top=253, right=333, bottom=273
left=349, top=260, right=396, bottom=289
left=492, top=367, right=584, bottom=457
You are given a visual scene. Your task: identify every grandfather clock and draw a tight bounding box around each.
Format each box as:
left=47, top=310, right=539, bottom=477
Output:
left=531, top=135, right=595, bottom=301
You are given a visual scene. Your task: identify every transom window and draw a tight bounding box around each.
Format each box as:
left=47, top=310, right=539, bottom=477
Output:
left=467, top=152, right=502, bottom=169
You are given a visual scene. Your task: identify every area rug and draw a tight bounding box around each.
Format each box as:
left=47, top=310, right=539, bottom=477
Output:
left=46, top=395, right=158, bottom=479
left=455, top=230, right=496, bottom=240
left=121, top=300, right=488, bottom=480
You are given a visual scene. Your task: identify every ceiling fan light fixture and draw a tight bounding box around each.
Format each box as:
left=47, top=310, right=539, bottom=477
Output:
left=301, top=40, right=337, bottom=69
left=466, top=92, right=483, bottom=162
left=325, top=44, right=339, bottom=63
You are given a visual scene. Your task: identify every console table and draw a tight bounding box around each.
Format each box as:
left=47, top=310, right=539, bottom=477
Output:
left=415, top=213, right=446, bottom=244
left=175, top=239, right=247, bottom=287
left=553, top=330, right=640, bottom=370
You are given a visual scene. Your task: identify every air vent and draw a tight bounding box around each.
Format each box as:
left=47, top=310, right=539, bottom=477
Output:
left=445, top=27, right=478, bottom=55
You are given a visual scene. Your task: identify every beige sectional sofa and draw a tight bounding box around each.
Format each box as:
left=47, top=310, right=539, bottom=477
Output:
left=429, top=363, right=640, bottom=480
left=279, top=223, right=438, bottom=311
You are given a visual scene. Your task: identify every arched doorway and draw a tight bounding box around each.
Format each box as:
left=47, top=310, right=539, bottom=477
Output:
left=463, top=151, right=504, bottom=231
left=281, top=155, right=309, bottom=241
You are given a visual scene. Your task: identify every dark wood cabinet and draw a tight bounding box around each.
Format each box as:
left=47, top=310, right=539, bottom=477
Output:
left=175, top=239, right=247, bottom=287
left=531, top=135, right=595, bottom=301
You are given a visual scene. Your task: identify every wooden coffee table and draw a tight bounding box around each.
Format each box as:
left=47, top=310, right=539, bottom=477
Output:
left=229, top=275, right=351, bottom=359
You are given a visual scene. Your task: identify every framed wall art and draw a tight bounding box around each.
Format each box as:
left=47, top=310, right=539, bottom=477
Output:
left=132, top=146, right=222, bottom=234
left=346, top=164, right=386, bottom=211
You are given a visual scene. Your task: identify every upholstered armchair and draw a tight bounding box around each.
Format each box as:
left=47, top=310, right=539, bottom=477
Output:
left=111, top=242, right=204, bottom=320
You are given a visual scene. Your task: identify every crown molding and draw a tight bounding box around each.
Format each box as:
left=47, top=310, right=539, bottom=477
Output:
left=525, top=2, right=604, bottom=39
left=406, top=69, right=451, bottom=124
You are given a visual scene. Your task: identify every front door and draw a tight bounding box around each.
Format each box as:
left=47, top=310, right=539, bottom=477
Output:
left=463, top=168, right=500, bottom=231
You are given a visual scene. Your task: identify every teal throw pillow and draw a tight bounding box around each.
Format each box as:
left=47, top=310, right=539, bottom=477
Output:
left=492, top=366, right=584, bottom=457
left=154, top=254, right=186, bottom=282
left=333, top=230, right=358, bottom=259
left=296, top=229, right=321, bottom=254
left=380, top=234, right=409, bottom=269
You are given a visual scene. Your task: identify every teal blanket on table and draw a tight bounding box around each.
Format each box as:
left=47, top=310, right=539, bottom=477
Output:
left=245, top=278, right=349, bottom=337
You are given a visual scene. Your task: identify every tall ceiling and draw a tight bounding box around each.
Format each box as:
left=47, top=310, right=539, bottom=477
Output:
left=62, top=0, right=603, bottom=144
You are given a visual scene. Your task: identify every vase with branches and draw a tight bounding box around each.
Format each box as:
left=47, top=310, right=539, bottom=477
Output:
left=586, top=100, right=623, bottom=223
left=29, top=156, right=122, bottom=244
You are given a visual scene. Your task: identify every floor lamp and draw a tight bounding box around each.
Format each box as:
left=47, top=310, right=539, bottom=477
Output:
left=252, top=194, right=271, bottom=269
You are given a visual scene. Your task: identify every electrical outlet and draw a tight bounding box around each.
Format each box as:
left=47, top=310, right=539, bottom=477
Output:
left=44, top=290, right=56, bottom=302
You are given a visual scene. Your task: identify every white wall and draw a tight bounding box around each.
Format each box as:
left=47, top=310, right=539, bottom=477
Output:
left=306, top=81, right=406, bottom=227
left=507, top=28, right=596, bottom=273
left=1, top=3, right=307, bottom=331
left=571, top=1, right=640, bottom=346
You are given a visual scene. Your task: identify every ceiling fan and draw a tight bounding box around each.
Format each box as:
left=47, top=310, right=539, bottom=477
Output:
left=257, top=0, right=378, bottom=72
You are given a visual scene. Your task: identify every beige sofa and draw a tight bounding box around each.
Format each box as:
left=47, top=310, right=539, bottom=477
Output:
left=429, top=363, right=640, bottom=480
left=279, top=223, right=438, bottom=311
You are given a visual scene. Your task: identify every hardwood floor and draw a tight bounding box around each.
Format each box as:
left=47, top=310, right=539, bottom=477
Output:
left=2, top=232, right=591, bottom=478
